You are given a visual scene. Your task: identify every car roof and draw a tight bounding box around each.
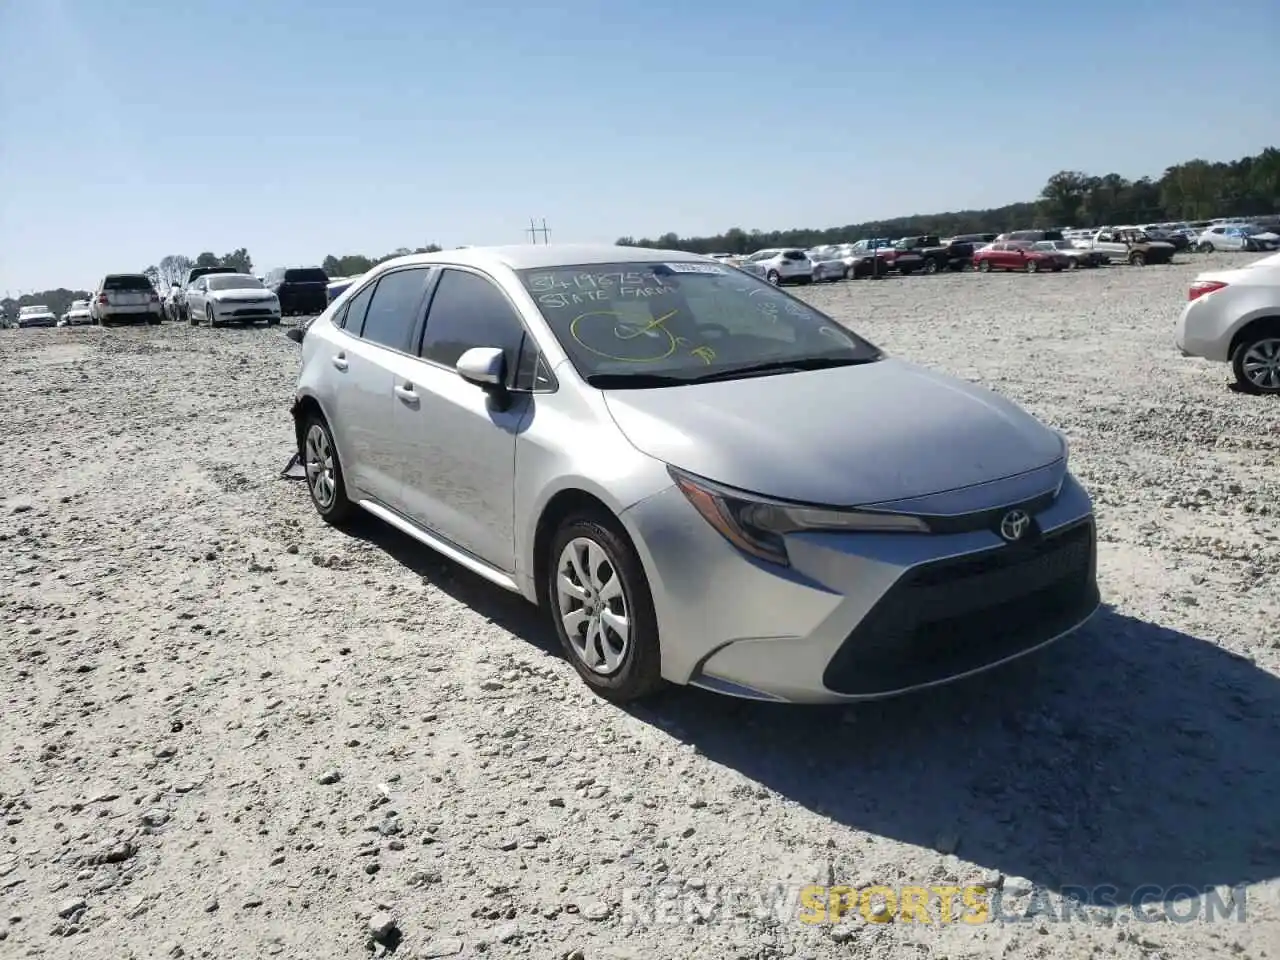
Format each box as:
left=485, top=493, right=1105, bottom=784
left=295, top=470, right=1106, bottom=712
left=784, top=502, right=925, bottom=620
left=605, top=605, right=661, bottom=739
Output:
left=372, top=244, right=717, bottom=272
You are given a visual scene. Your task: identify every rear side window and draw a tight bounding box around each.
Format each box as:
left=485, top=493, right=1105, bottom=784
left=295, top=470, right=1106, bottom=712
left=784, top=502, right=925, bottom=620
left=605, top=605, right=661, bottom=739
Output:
left=419, top=269, right=526, bottom=373
left=782, top=250, right=806, bottom=260
left=103, top=275, right=153, bottom=291
left=284, top=268, right=329, bottom=283
left=357, top=268, right=432, bottom=350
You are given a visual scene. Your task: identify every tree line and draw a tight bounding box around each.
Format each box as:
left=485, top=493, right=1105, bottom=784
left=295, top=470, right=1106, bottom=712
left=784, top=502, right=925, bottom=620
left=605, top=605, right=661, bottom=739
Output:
left=7, top=148, right=1276, bottom=319
left=615, top=147, right=1280, bottom=254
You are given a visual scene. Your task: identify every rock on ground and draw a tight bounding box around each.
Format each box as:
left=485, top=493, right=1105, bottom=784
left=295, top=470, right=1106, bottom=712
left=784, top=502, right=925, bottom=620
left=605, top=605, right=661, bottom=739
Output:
left=0, top=254, right=1277, bottom=958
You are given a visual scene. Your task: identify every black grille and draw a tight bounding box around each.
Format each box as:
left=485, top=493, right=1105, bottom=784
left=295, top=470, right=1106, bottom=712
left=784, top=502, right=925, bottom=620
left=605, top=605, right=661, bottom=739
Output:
left=822, top=520, right=1098, bottom=696
left=231, top=307, right=273, bottom=318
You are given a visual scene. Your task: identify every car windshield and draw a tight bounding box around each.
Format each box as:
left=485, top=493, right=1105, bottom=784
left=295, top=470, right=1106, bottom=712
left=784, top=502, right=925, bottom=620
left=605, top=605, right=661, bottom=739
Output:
left=284, top=268, right=330, bottom=283
left=207, top=275, right=264, bottom=291
left=21, top=306, right=50, bottom=314
left=71, top=300, right=88, bottom=309
left=518, top=261, right=882, bottom=385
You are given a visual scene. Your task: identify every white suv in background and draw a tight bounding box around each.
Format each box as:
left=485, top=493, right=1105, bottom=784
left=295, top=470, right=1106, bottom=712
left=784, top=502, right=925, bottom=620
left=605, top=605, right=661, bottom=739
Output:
left=90, top=274, right=163, bottom=326
left=1176, top=253, right=1280, bottom=394
left=738, top=249, right=814, bottom=285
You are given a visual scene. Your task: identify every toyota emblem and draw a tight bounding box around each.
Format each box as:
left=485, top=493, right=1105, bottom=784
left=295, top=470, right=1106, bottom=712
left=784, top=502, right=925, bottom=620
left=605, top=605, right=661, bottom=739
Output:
left=999, top=509, right=1032, bottom=543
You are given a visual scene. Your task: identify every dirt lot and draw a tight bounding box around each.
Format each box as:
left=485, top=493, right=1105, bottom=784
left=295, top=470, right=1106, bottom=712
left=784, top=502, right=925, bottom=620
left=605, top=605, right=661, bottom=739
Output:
left=1, top=253, right=1278, bottom=960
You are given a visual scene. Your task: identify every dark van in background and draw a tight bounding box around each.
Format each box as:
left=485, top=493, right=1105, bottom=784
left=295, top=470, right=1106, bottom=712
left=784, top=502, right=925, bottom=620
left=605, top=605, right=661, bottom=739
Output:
left=265, top=267, right=330, bottom=316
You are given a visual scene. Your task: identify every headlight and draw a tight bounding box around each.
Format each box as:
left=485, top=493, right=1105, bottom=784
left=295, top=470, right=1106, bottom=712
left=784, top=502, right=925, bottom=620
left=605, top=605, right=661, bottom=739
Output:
left=668, top=466, right=928, bottom=567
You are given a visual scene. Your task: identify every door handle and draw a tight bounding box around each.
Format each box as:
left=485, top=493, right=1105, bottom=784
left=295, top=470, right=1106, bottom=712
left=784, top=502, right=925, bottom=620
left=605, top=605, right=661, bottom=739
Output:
left=394, top=383, right=418, bottom=404
left=332, top=354, right=348, bottom=371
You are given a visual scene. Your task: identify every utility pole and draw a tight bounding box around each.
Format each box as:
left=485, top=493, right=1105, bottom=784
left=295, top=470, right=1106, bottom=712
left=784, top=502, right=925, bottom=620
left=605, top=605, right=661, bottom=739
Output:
left=526, top=218, right=550, bottom=245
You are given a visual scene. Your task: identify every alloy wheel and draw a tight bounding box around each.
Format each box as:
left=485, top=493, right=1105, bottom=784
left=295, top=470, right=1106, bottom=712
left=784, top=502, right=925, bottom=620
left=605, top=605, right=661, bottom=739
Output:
left=555, top=537, right=630, bottom=675
left=304, top=424, right=336, bottom=509
left=1241, top=337, right=1280, bottom=391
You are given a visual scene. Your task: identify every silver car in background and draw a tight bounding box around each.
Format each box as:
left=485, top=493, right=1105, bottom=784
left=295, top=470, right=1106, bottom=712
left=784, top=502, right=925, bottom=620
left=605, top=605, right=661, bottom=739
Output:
left=290, top=244, right=1099, bottom=704
left=807, top=247, right=851, bottom=282
left=185, top=273, right=282, bottom=327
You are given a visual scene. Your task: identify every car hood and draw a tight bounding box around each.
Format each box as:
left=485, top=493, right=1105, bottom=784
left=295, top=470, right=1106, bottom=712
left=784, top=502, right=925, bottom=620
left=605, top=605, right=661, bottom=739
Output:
left=210, top=289, right=276, bottom=302
left=602, top=357, right=1065, bottom=506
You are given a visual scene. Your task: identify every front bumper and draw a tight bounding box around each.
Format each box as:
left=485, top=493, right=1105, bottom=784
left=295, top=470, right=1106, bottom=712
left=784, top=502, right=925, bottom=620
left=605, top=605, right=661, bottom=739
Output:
left=622, top=470, right=1098, bottom=703
left=212, top=301, right=281, bottom=322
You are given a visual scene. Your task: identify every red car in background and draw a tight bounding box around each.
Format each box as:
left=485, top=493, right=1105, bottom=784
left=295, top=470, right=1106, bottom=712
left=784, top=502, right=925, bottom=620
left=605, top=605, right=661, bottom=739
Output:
left=973, top=240, right=1072, bottom=273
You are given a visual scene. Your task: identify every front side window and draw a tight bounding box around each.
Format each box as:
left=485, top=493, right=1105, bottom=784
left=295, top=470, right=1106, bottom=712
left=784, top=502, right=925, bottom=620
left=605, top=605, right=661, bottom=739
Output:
left=420, top=269, right=528, bottom=373
left=517, top=261, right=881, bottom=387
left=357, top=268, right=432, bottom=350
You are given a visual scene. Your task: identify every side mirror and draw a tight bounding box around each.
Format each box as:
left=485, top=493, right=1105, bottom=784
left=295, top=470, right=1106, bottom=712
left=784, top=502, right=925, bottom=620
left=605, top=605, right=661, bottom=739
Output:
left=285, top=327, right=305, bottom=344
left=456, top=346, right=511, bottom=410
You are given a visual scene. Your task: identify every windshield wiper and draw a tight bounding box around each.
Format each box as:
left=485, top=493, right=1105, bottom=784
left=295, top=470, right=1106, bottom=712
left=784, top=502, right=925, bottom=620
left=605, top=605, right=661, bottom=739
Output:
left=584, top=372, right=695, bottom=389
left=686, top=355, right=877, bottom=384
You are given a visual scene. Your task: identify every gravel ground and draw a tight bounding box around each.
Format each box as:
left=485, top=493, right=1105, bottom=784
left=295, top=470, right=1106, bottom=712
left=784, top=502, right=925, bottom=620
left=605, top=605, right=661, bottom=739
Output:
left=1, top=252, right=1277, bottom=960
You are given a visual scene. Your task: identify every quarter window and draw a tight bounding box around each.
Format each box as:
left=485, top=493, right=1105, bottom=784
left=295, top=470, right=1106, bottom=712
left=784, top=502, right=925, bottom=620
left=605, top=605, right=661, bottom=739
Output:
left=339, top=281, right=375, bottom=333
left=420, top=269, right=528, bottom=376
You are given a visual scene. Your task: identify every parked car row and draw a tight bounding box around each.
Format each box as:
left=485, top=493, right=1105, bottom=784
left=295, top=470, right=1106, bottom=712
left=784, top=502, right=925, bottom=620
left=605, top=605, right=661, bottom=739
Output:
left=709, top=226, right=1185, bottom=285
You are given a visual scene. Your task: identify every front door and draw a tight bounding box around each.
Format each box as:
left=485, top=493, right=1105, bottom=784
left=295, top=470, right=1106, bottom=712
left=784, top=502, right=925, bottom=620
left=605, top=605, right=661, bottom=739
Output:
left=387, top=267, right=532, bottom=571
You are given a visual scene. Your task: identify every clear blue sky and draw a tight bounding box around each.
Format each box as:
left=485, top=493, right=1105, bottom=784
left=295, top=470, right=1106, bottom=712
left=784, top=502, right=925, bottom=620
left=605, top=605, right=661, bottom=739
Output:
left=1, top=0, right=1276, bottom=294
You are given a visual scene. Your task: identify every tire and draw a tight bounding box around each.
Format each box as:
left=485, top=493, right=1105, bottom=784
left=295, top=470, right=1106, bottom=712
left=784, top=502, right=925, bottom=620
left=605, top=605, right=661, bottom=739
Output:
left=765, top=270, right=780, bottom=285
left=923, top=259, right=939, bottom=275
left=1026, top=259, right=1039, bottom=273
left=1230, top=329, right=1280, bottom=395
left=1129, top=252, right=1146, bottom=266
left=1197, top=242, right=1214, bottom=254
left=267, top=316, right=280, bottom=326
left=1067, top=258, right=1079, bottom=270
left=301, top=413, right=355, bottom=523
left=206, top=305, right=216, bottom=328
left=978, top=259, right=992, bottom=273
left=842, top=266, right=851, bottom=280
left=546, top=511, right=663, bottom=703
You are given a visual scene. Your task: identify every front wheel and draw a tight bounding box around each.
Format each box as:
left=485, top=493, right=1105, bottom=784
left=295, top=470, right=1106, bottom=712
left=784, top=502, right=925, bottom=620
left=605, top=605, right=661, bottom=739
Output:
left=206, top=305, right=216, bottom=328
left=1026, top=259, right=1039, bottom=273
left=302, top=414, right=355, bottom=523
left=1067, top=258, right=1079, bottom=270
left=978, top=259, right=992, bottom=273
left=923, top=259, right=939, bottom=275
left=1231, top=331, right=1280, bottom=395
left=1197, top=242, right=1214, bottom=253
left=765, top=270, right=780, bottom=285
left=547, top=513, right=663, bottom=703
left=1129, top=252, right=1146, bottom=266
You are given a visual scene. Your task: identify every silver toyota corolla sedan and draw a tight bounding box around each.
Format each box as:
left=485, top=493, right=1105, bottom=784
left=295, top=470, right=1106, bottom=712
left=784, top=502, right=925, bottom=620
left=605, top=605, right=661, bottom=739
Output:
left=290, top=244, right=1100, bottom=704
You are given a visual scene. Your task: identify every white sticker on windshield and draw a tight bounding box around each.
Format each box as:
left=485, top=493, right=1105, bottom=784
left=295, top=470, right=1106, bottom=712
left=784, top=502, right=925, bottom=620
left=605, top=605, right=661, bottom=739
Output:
left=663, top=262, right=726, bottom=274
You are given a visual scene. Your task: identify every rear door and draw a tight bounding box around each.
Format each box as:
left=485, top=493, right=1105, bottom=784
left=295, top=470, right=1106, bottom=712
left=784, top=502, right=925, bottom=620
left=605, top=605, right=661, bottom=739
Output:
left=332, top=267, right=435, bottom=510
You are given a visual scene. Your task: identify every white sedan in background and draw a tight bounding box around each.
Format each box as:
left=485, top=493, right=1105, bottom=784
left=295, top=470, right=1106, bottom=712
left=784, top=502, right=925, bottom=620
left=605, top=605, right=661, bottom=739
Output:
left=185, top=273, right=282, bottom=327
left=59, top=299, right=94, bottom=326
left=1177, top=253, right=1280, bottom=394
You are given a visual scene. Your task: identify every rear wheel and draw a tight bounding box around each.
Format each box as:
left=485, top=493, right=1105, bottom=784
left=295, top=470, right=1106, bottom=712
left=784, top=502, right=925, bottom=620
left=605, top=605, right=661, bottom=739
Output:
left=546, top=512, right=663, bottom=703
left=1231, top=330, right=1280, bottom=395
left=765, top=270, right=780, bottom=285
left=1197, top=242, right=1214, bottom=253
left=923, top=259, right=939, bottom=275
left=1067, top=258, right=1080, bottom=270
left=302, top=414, right=355, bottom=523
left=1026, top=259, right=1039, bottom=273
left=1129, top=252, right=1146, bottom=266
